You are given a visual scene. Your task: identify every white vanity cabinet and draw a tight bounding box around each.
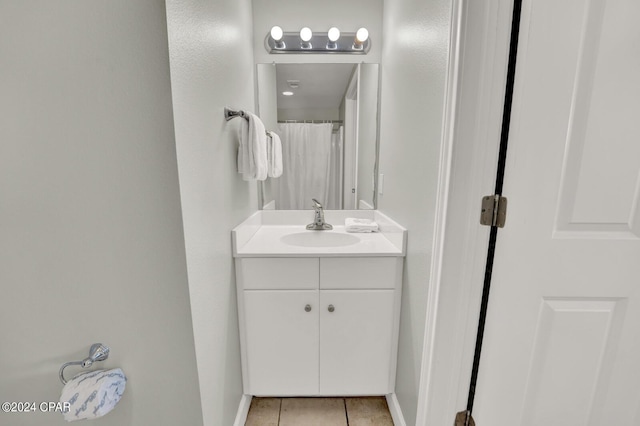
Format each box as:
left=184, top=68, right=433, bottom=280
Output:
left=236, top=256, right=403, bottom=396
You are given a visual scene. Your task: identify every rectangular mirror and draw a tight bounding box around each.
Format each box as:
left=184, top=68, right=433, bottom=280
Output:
left=256, top=63, right=380, bottom=210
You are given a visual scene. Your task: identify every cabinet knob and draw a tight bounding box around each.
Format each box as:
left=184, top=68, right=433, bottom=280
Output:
left=305, top=304, right=312, bottom=312
left=328, top=304, right=335, bottom=313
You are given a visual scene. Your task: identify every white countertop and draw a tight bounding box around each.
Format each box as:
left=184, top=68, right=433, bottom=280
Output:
left=232, top=210, right=406, bottom=258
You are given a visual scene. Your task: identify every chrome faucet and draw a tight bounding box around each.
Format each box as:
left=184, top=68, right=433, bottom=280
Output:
left=306, top=199, right=333, bottom=230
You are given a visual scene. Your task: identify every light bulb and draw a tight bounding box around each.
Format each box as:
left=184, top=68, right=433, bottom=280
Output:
left=328, top=27, right=340, bottom=42
left=300, top=27, right=313, bottom=42
left=356, top=27, right=369, bottom=43
left=270, top=26, right=283, bottom=41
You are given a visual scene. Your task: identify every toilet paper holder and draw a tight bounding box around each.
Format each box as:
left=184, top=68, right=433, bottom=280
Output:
left=59, top=343, right=110, bottom=385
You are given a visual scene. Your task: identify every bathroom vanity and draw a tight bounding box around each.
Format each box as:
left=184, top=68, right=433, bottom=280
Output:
left=232, top=210, right=406, bottom=397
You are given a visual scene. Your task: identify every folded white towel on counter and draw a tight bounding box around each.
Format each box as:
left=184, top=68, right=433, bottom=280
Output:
left=345, top=218, right=379, bottom=233
left=237, top=112, right=268, bottom=181
left=266, top=130, right=283, bottom=178
left=60, top=368, right=127, bottom=422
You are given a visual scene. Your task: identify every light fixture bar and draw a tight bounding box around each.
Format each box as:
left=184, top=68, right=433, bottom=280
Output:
left=265, top=31, right=371, bottom=54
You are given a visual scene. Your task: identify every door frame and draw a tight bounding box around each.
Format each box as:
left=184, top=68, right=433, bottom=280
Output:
left=415, top=0, right=526, bottom=424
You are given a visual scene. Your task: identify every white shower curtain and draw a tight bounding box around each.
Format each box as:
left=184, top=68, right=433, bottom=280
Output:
left=274, top=123, right=342, bottom=210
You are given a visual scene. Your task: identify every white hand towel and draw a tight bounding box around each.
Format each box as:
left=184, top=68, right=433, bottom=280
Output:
left=267, top=131, right=283, bottom=178
left=60, top=368, right=126, bottom=422
left=345, top=218, right=379, bottom=233
left=237, top=112, right=268, bottom=181
left=237, top=122, right=251, bottom=178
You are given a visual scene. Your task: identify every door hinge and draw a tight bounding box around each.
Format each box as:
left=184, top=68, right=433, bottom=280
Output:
left=480, top=195, right=507, bottom=228
left=455, top=411, right=476, bottom=426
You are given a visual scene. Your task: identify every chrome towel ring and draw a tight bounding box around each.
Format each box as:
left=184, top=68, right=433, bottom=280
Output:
left=59, top=343, right=110, bottom=385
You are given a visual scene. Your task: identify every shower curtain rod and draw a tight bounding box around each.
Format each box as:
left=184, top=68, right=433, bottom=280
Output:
left=278, top=119, right=343, bottom=124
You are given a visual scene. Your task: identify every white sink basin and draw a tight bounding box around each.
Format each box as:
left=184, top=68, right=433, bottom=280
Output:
left=232, top=211, right=406, bottom=257
left=280, top=231, right=360, bottom=247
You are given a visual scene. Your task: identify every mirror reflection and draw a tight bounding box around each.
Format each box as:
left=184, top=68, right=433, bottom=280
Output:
left=257, top=63, right=379, bottom=210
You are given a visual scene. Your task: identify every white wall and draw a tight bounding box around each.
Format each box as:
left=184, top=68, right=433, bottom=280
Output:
left=165, top=1, right=258, bottom=425
left=377, top=0, right=454, bottom=424
left=0, top=1, right=203, bottom=425
left=252, top=0, right=383, bottom=64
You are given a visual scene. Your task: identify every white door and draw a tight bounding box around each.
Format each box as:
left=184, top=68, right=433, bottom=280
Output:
left=319, top=290, right=394, bottom=395
left=473, top=0, right=640, bottom=424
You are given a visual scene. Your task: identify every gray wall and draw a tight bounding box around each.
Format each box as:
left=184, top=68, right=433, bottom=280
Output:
left=377, top=0, right=453, bottom=424
left=166, top=0, right=258, bottom=425
left=0, top=1, right=203, bottom=425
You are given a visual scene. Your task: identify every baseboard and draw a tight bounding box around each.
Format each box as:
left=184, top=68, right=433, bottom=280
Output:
left=386, top=393, right=406, bottom=426
left=233, top=394, right=252, bottom=426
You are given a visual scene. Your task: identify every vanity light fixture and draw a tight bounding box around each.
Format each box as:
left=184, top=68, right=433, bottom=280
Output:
left=300, top=27, right=313, bottom=49
left=270, top=26, right=285, bottom=49
left=353, top=27, right=369, bottom=50
left=264, top=27, right=370, bottom=54
left=326, top=27, right=340, bottom=50
left=282, top=91, right=294, bottom=96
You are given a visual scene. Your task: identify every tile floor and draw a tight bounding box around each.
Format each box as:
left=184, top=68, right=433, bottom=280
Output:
left=245, top=397, right=394, bottom=426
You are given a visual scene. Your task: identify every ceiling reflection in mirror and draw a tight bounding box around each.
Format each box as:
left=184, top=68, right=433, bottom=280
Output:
left=257, top=63, right=379, bottom=210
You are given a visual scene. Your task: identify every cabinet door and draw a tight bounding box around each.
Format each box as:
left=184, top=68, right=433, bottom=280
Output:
left=319, top=290, right=395, bottom=395
left=243, top=290, right=319, bottom=395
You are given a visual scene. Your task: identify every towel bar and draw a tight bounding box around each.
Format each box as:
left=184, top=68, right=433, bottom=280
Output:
left=224, top=107, right=248, bottom=121
left=224, top=107, right=274, bottom=137
left=59, top=343, right=110, bottom=385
